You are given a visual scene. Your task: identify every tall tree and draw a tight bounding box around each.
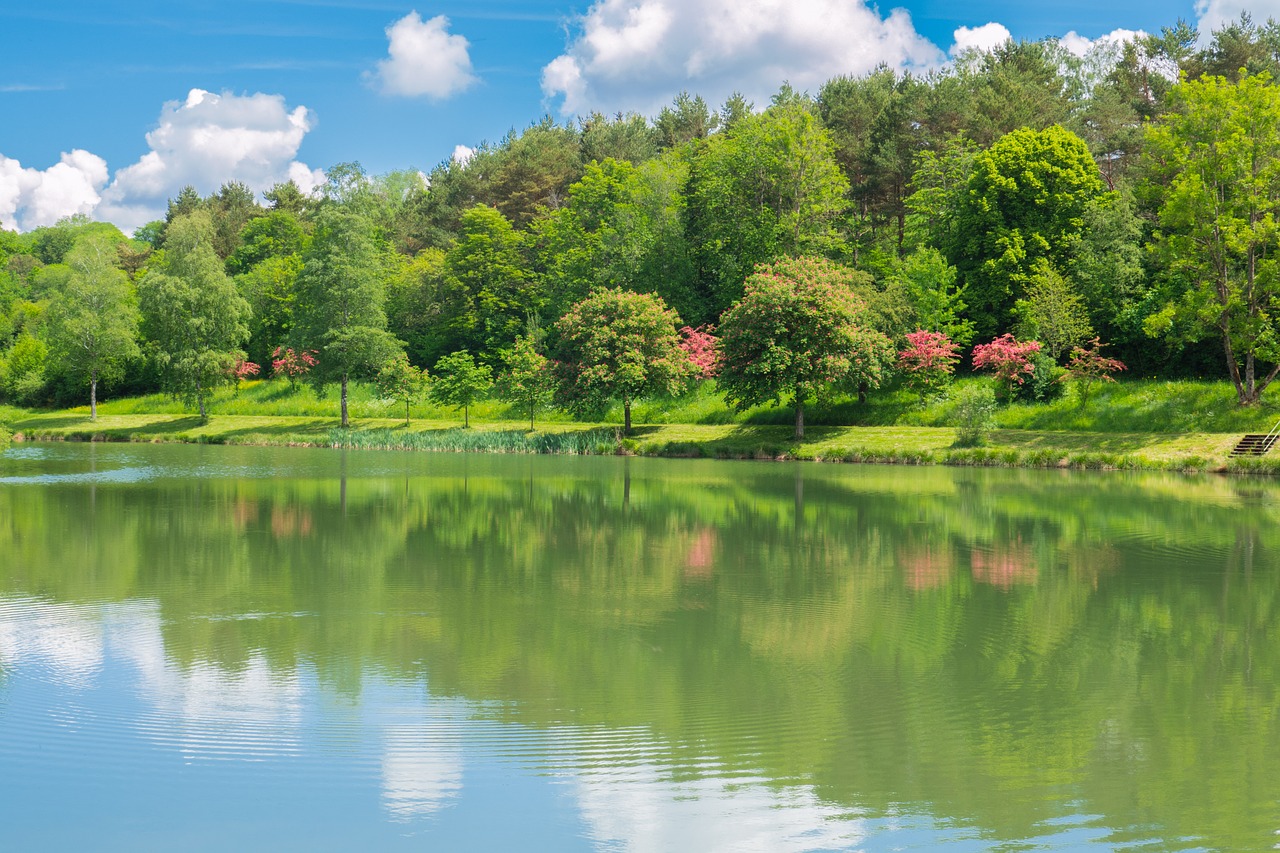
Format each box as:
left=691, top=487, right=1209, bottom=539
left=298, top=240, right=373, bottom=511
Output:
left=45, top=232, right=140, bottom=419
left=1142, top=72, right=1280, bottom=404
left=686, top=102, right=850, bottom=316
left=717, top=256, right=895, bottom=439
left=293, top=208, right=396, bottom=425
left=293, top=209, right=401, bottom=426
left=137, top=212, right=250, bottom=418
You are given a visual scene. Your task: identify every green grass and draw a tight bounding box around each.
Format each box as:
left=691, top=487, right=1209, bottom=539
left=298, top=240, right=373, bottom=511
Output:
left=7, top=376, right=1280, bottom=474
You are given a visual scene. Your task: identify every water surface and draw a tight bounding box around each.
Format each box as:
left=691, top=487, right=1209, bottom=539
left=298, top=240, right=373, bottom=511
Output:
left=1, top=443, right=1277, bottom=851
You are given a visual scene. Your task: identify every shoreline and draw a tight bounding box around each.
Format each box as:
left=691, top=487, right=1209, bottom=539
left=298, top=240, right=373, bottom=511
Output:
left=6, top=411, right=1275, bottom=476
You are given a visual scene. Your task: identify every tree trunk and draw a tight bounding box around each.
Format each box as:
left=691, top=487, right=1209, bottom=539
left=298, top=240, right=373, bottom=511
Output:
left=858, top=381, right=868, bottom=404
left=464, top=402, right=470, bottom=428
left=529, top=401, right=535, bottom=432
left=198, top=385, right=207, bottom=420
left=90, top=372, right=98, bottom=422
left=341, top=374, right=349, bottom=427
left=404, top=399, right=410, bottom=426
left=624, top=397, right=632, bottom=436
left=795, top=400, right=805, bottom=440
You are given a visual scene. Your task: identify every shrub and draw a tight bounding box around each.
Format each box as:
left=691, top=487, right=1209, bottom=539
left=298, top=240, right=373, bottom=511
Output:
left=1015, top=353, right=1067, bottom=403
left=950, top=383, right=997, bottom=447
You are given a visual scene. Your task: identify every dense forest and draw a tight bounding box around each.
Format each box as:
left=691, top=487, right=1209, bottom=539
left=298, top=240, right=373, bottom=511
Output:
left=6, top=15, right=1280, bottom=421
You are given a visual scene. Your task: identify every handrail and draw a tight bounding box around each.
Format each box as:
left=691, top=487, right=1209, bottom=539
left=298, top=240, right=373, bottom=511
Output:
left=1263, top=417, right=1280, bottom=447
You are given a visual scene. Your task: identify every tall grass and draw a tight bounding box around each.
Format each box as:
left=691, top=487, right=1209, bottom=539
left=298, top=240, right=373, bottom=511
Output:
left=224, top=426, right=624, bottom=455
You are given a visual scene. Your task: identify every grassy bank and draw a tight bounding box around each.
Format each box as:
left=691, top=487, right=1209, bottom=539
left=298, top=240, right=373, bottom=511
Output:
left=6, top=377, right=1280, bottom=474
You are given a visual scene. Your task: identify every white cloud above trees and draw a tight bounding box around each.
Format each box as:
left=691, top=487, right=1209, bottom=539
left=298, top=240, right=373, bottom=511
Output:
left=949, top=22, right=1012, bottom=57
left=541, top=0, right=944, bottom=116
left=369, top=12, right=476, bottom=100
left=0, top=89, right=322, bottom=233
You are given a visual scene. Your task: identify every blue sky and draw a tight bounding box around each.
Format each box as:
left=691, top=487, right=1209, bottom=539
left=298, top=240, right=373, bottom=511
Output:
left=0, top=0, right=1265, bottom=232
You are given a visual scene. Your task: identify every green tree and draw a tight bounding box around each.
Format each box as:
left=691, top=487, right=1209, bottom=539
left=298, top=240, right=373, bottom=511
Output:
left=293, top=209, right=401, bottom=426
left=942, top=125, right=1107, bottom=340
left=1142, top=72, right=1280, bottom=404
left=883, top=247, right=975, bottom=347
left=497, top=335, right=554, bottom=430
left=686, top=103, right=850, bottom=316
left=445, top=205, right=536, bottom=361
left=375, top=352, right=428, bottom=425
left=1014, top=261, right=1093, bottom=361
left=716, top=257, right=895, bottom=439
left=44, top=232, right=140, bottom=419
left=430, top=350, right=492, bottom=427
left=137, top=212, right=250, bottom=418
left=552, top=288, right=695, bottom=435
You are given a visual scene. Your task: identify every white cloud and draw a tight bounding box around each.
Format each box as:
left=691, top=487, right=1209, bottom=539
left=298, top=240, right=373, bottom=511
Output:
left=1195, top=0, right=1280, bottom=37
left=370, top=12, right=476, bottom=99
left=949, top=22, right=1012, bottom=57
left=1059, top=28, right=1144, bottom=58
left=0, top=150, right=109, bottom=231
left=451, top=144, right=475, bottom=166
left=541, top=0, right=943, bottom=116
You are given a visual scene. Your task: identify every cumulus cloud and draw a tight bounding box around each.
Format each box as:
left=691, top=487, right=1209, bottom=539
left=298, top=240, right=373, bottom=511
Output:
left=0, top=89, right=324, bottom=234
left=541, top=0, right=943, bottom=116
left=0, top=150, right=109, bottom=231
left=1059, top=28, right=1144, bottom=58
left=369, top=12, right=476, bottom=99
left=96, top=88, right=323, bottom=231
left=949, top=22, right=1012, bottom=57
left=1195, top=0, right=1280, bottom=37
left=451, top=144, right=475, bottom=166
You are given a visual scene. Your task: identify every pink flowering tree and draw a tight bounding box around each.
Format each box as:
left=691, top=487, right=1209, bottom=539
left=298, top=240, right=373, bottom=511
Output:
left=271, top=346, right=319, bottom=391
left=897, top=330, right=960, bottom=403
left=232, top=360, right=260, bottom=380
left=1063, top=338, right=1125, bottom=407
left=972, top=334, right=1041, bottom=401
left=678, top=325, right=720, bottom=379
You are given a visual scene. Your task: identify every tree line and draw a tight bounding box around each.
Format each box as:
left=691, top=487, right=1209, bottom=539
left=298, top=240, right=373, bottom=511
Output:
left=6, top=14, right=1280, bottom=428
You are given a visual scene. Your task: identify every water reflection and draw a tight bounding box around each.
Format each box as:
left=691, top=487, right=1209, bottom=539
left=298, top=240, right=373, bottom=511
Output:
left=1, top=443, right=1280, bottom=850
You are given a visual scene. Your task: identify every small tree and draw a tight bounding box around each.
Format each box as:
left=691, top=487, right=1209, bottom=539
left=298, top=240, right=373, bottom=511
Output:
left=271, top=346, right=318, bottom=390
left=897, top=330, right=960, bottom=403
left=1014, top=261, right=1093, bottom=361
left=376, top=353, right=429, bottom=425
left=950, top=383, right=997, bottom=447
left=1063, top=337, right=1125, bottom=407
left=678, top=325, right=720, bottom=379
left=430, top=350, right=492, bottom=427
left=717, top=257, right=895, bottom=439
left=972, top=334, right=1042, bottom=402
left=553, top=288, right=696, bottom=435
left=497, top=336, right=554, bottom=430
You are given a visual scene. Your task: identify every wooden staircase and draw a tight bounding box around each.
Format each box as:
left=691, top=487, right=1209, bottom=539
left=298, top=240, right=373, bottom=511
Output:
left=1230, top=421, right=1280, bottom=457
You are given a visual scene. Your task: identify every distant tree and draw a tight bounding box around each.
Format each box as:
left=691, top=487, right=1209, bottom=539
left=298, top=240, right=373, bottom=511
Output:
left=1063, top=338, right=1125, bottom=407
left=898, top=330, right=961, bottom=404
left=496, top=335, right=554, bottom=430
left=445, top=205, right=536, bottom=361
left=430, top=350, right=492, bottom=428
left=686, top=103, right=850, bottom=316
left=552, top=288, right=695, bottom=435
left=292, top=209, right=401, bottom=426
left=1014, top=261, right=1093, bottom=361
left=271, top=346, right=317, bottom=390
left=884, top=247, right=974, bottom=347
left=717, top=257, right=895, bottom=439
left=44, top=232, right=140, bottom=419
left=972, top=334, right=1042, bottom=401
left=376, top=352, right=429, bottom=425
left=677, top=325, right=720, bottom=379
left=137, top=212, right=250, bottom=418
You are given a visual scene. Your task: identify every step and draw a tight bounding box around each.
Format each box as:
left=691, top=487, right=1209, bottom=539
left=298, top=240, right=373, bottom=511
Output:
left=1229, top=434, right=1278, bottom=457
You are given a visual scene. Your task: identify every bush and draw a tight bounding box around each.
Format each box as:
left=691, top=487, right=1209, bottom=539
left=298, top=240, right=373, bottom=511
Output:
left=950, top=383, right=997, bottom=446
left=1015, top=353, right=1067, bottom=403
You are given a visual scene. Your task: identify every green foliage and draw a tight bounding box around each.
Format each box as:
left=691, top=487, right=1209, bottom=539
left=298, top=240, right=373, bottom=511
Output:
left=552, top=288, right=695, bottom=434
left=942, top=125, right=1107, bottom=340
left=949, top=382, right=997, bottom=446
left=717, top=256, right=896, bottom=438
left=1014, top=261, right=1093, bottom=361
left=375, top=352, right=429, bottom=425
left=44, top=231, right=141, bottom=418
left=882, top=247, right=974, bottom=346
left=497, top=335, right=554, bottom=430
left=430, top=350, right=493, bottom=428
left=686, top=103, right=850, bottom=316
left=444, top=205, right=535, bottom=362
left=1142, top=71, right=1280, bottom=404
left=1013, top=352, right=1067, bottom=403
left=1, top=333, right=48, bottom=405
left=293, top=208, right=401, bottom=425
left=137, top=212, right=250, bottom=418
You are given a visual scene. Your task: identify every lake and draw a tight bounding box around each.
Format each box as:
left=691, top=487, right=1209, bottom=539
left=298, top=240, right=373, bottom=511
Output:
left=1, top=442, right=1277, bottom=851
